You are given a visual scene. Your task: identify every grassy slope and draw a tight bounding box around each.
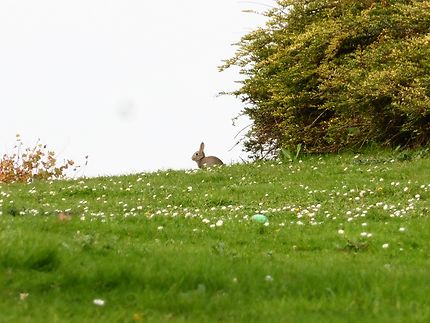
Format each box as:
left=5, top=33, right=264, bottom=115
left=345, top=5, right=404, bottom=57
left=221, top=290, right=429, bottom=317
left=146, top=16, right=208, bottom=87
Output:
left=1, top=152, right=430, bottom=322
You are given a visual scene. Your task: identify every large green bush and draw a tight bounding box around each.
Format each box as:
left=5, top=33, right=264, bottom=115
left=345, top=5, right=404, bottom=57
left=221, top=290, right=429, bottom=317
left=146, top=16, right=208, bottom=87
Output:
left=221, top=0, right=430, bottom=158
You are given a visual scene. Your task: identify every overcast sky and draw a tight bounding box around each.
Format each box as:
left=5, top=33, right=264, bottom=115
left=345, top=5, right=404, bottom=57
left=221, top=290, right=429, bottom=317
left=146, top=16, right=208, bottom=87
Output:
left=0, top=0, right=272, bottom=177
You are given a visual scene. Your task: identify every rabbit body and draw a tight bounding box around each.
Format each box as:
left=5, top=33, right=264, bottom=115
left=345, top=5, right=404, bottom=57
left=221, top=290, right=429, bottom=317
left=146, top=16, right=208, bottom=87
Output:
left=192, top=142, right=223, bottom=168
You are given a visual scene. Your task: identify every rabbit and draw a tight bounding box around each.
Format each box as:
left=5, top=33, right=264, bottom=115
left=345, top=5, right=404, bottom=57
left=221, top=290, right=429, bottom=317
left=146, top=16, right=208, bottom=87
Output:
left=191, top=142, right=224, bottom=169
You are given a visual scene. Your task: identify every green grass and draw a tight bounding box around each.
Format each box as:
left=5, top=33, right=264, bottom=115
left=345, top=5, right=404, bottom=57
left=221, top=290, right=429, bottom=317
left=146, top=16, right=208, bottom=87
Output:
left=1, top=151, right=430, bottom=322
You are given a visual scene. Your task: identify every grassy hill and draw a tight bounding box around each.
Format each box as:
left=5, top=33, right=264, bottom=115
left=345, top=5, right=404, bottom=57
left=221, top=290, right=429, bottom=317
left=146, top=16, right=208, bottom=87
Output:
left=1, top=151, right=430, bottom=322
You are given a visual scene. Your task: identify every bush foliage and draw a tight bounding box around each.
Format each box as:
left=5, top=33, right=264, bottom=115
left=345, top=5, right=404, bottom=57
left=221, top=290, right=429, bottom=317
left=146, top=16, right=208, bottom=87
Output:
left=0, top=135, right=75, bottom=183
left=221, top=0, right=430, bottom=158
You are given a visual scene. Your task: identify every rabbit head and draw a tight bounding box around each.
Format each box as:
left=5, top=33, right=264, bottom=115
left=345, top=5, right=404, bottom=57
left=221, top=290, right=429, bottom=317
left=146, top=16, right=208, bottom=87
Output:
left=192, top=142, right=205, bottom=162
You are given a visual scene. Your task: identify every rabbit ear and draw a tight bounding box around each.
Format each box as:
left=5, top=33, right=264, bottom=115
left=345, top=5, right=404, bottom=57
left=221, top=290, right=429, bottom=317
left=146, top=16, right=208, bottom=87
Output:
left=200, top=142, right=205, bottom=152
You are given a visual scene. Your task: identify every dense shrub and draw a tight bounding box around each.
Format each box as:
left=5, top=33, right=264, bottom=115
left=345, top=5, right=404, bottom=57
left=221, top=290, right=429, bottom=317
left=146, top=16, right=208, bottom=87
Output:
left=221, top=0, right=430, bottom=158
left=0, top=135, right=75, bottom=183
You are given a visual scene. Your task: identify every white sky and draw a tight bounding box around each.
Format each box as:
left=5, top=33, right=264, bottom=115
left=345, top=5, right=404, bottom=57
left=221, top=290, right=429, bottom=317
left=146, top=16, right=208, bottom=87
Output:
left=0, top=0, right=272, bottom=177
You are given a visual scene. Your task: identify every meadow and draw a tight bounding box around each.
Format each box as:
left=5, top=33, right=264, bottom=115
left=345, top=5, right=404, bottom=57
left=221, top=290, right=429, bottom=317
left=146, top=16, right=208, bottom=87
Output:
left=1, top=151, right=430, bottom=322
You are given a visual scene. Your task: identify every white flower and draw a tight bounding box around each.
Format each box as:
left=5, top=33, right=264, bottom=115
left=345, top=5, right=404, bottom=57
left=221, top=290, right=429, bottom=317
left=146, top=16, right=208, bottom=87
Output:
left=187, top=186, right=193, bottom=192
left=215, top=220, right=223, bottom=227
left=399, top=227, right=406, bottom=232
left=20, top=293, right=29, bottom=301
left=157, top=226, right=164, bottom=230
left=382, top=243, right=389, bottom=249
left=93, top=299, right=105, bottom=306
left=338, top=229, right=345, bottom=235
left=265, top=275, right=273, bottom=282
